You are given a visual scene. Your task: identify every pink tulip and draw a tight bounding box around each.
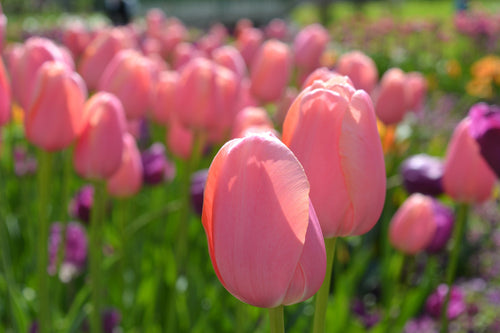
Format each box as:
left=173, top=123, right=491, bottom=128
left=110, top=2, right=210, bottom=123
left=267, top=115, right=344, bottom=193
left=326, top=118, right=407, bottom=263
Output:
left=250, top=39, right=292, bottom=103
left=234, top=18, right=253, bottom=38
left=62, top=21, right=92, bottom=60
left=202, top=133, right=326, bottom=308
left=274, top=87, right=298, bottom=128
left=78, top=28, right=134, bottom=91
left=11, top=37, right=74, bottom=111
left=74, top=92, right=127, bottom=180
left=301, top=67, right=343, bottom=90
left=236, top=27, right=263, bottom=68
left=388, top=194, right=437, bottom=255
left=236, top=78, right=258, bottom=111
left=373, top=68, right=408, bottom=125
left=176, top=58, right=240, bottom=141
left=158, top=19, right=188, bottom=58
left=107, top=133, right=143, bottom=198
left=98, top=50, right=156, bottom=120
left=283, top=79, right=386, bottom=237
left=442, top=118, right=496, bottom=203
left=172, top=42, right=205, bottom=70
left=212, top=45, right=247, bottom=81
left=25, top=61, right=87, bottom=151
left=293, top=24, right=330, bottom=72
left=0, top=58, right=11, bottom=126
left=145, top=8, right=166, bottom=40
left=265, top=18, right=288, bottom=40
left=336, top=51, right=378, bottom=94
left=231, top=106, right=273, bottom=139
left=166, top=117, right=193, bottom=160
left=150, top=71, right=179, bottom=126
left=405, top=72, right=427, bottom=112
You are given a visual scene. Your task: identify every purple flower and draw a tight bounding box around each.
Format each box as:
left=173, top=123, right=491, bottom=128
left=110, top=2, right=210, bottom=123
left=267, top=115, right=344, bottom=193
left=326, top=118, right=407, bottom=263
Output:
left=350, top=298, right=381, bottom=329
left=425, top=284, right=466, bottom=320
left=13, top=146, right=37, bottom=177
left=102, top=308, right=121, bottom=333
left=48, top=222, right=88, bottom=282
left=190, top=169, right=208, bottom=216
left=400, top=154, right=444, bottom=196
left=141, top=143, right=175, bottom=185
left=426, top=200, right=454, bottom=253
left=69, top=185, right=94, bottom=223
left=468, top=102, right=500, bottom=178
left=404, top=316, right=438, bottom=333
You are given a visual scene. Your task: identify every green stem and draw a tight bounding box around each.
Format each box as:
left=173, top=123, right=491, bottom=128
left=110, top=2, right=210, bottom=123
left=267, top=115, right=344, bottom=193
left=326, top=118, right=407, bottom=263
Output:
left=269, top=305, right=284, bottom=333
left=312, top=237, right=337, bottom=333
left=89, top=181, right=107, bottom=333
left=56, top=149, right=74, bottom=272
left=236, top=300, right=247, bottom=333
left=440, top=203, right=469, bottom=333
left=115, top=198, right=128, bottom=312
left=36, top=150, right=53, bottom=333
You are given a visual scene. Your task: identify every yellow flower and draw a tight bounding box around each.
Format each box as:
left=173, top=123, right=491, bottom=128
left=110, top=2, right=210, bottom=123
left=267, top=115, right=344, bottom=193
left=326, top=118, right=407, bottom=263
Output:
left=446, top=59, right=462, bottom=78
left=12, top=103, right=25, bottom=124
left=471, top=55, right=500, bottom=80
left=466, top=77, right=493, bottom=98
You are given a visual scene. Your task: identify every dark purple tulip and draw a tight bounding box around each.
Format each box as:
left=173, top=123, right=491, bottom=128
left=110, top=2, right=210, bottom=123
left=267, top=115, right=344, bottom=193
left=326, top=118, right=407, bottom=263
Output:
left=48, top=222, right=88, bottom=282
left=102, top=308, right=121, bottom=333
left=426, top=200, right=455, bottom=253
left=468, top=102, right=500, bottom=178
left=425, top=284, right=466, bottom=320
left=191, top=169, right=208, bottom=216
left=400, top=154, right=444, bottom=196
left=69, top=185, right=94, bottom=223
left=141, top=143, right=176, bottom=185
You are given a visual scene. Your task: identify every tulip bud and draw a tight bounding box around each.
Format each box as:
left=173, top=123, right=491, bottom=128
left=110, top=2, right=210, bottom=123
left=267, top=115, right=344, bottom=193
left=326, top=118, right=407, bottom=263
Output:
left=150, top=71, right=179, bottom=126
left=426, top=200, right=454, bottom=253
left=11, top=37, right=74, bottom=111
left=389, top=194, right=438, bottom=255
left=212, top=45, right=247, bottom=81
left=166, top=117, right=193, bottom=160
left=145, top=8, right=166, bottom=39
left=0, top=58, right=11, bottom=126
left=250, top=39, right=292, bottom=103
left=293, top=24, right=330, bottom=72
left=62, top=21, right=92, bottom=60
left=172, top=42, right=204, bottom=71
left=405, top=72, right=427, bottom=112
left=69, top=185, right=94, bottom=223
left=265, top=18, right=288, bottom=40
left=400, top=154, right=444, bottom=196
left=158, top=19, right=188, bottom=58
left=301, top=67, right=342, bottom=90
left=442, top=117, right=496, bottom=203
left=99, top=50, right=156, bottom=120
left=141, top=142, right=175, bottom=185
left=25, top=61, right=87, bottom=151
left=78, top=28, right=134, bottom=91
left=374, top=68, right=408, bottom=125
left=107, top=133, right=143, bottom=198
left=74, top=92, right=127, bottom=180
left=231, top=106, right=274, bottom=139
left=236, top=27, right=263, bottom=68
left=336, top=51, right=378, bottom=94
left=202, top=133, right=326, bottom=307
left=283, top=78, right=386, bottom=238
left=468, top=102, right=500, bottom=178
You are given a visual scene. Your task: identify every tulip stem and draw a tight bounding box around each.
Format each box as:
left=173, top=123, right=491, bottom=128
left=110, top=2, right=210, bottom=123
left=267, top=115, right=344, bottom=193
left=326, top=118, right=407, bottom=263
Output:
left=36, top=150, right=53, bottom=333
left=440, top=203, right=469, bottom=333
left=89, top=181, right=107, bottom=333
left=312, top=237, right=337, bottom=333
left=269, top=305, right=284, bottom=333
left=56, top=149, right=73, bottom=273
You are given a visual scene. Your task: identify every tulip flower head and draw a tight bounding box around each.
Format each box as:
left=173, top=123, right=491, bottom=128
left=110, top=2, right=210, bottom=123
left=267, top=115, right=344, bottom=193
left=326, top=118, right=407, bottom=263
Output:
left=25, top=61, right=87, bottom=151
left=400, top=154, right=444, bottom=196
left=202, top=133, right=326, bottom=308
left=426, top=200, right=454, bottom=253
left=141, top=142, right=176, bottom=184
left=74, top=92, right=127, bottom=180
left=389, top=194, right=438, bottom=255
left=293, top=23, right=330, bottom=72
left=283, top=78, right=386, bottom=238
left=468, top=102, right=500, bottom=178
left=150, top=70, right=179, bottom=125
left=250, top=39, right=292, bottom=103
left=374, top=68, right=408, bottom=125
left=336, top=51, right=378, bottom=94
left=442, top=117, right=496, bottom=203
left=107, top=133, right=143, bottom=198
